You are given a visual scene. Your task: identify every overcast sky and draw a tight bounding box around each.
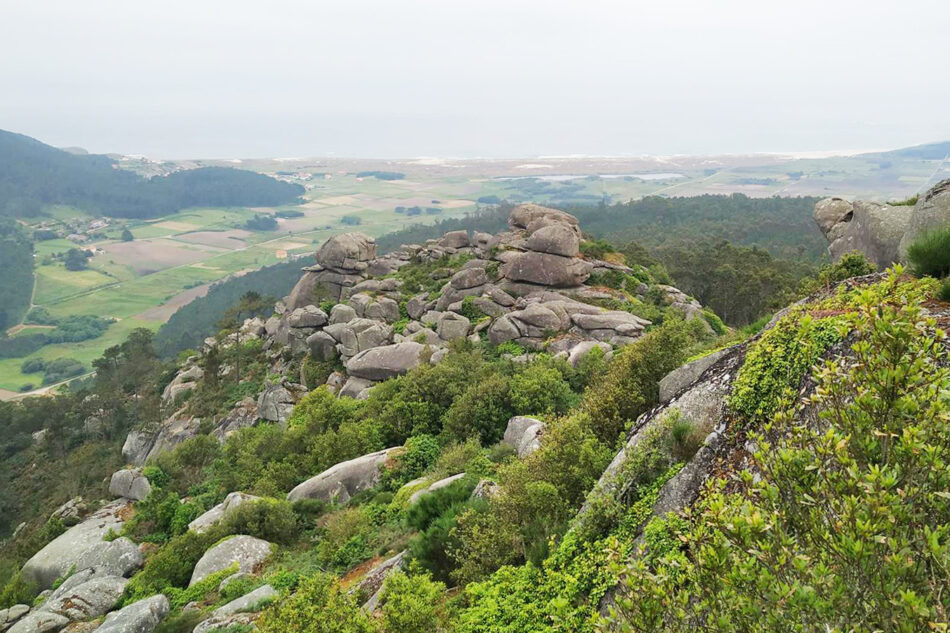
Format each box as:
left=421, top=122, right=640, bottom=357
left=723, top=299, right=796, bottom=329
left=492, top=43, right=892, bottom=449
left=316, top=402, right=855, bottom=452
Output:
left=2, top=0, right=949, bottom=159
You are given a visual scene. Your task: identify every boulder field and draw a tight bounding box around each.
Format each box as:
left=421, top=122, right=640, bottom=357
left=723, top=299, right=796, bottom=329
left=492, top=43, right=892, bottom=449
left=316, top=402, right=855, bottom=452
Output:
left=120, top=203, right=712, bottom=468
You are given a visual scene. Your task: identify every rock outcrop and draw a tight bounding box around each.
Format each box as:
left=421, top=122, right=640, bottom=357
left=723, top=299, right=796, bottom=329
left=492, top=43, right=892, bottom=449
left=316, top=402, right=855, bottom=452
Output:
left=815, top=180, right=950, bottom=267
left=287, top=447, right=402, bottom=503
left=21, top=500, right=134, bottom=590
left=503, top=416, right=545, bottom=457
left=188, top=492, right=261, bottom=533
left=109, top=469, right=151, bottom=501
left=93, top=594, right=169, bottom=633
left=189, top=536, right=273, bottom=586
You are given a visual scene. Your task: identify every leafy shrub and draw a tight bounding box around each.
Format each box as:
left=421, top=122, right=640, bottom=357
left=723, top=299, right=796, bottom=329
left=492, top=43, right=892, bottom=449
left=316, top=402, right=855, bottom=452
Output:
left=701, top=309, right=726, bottom=335
left=315, top=508, right=374, bottom=571
left=611, top=269, right=950, bottom=632
left=907, top=226, right=950, bottom=278
left=0, top=570, right=37, bottom=609
left=380, top=571, right=446, bottom=633
left=124, top=530, right=223, bottom=602
left=442, top=374, right=513, bottom=444
left=406, top=475, right=478, bottom=532
left=509, top=364, right=575, bottom=418
left=218, top=498, right=299, bottom=545
left=256, top=573, right=374, bottom=633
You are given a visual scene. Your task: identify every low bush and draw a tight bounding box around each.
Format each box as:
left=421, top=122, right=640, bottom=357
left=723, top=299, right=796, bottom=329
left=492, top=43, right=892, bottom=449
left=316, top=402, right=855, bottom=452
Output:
left=907, top=226, right=950, bottom=278
left=218, top=498, right=299, bottom=545
left=380, top=571, right=447, bottom=633
left=256, top=572, right=374, bottom=633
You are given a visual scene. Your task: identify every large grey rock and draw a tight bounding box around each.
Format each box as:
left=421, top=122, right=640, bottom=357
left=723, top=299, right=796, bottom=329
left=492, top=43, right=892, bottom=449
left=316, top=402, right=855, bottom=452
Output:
left=0, top=606, right=29, bottom=631
left=93, top=594, right=169, bottom=633
left=211, top=398, right=260, bottom=442
left=436, top=312, right=470, bottom=341
left=503, top=252, right=589, bottom=287
left=189, top=536, right=273, bottom=587
left=406, top=294, right=430, bottom=320
left=306, top=331, right=339, bottom=362
left=345, top=342, right=427, bottom=381
left=287, top=447, right=401, bottom=503
left=211, top=584, right=277, bottom=618
left=192, top=614, right=257, bottom=633
left=256, top=384, right=295, bottom=424
left=189, top=492, right=262, bottom=533
left=503, top=416, right=545, bottom=457
left=6, top=612, right=68, bottom=633
left=324, top=318, right=393, bottom=358
left=49, top=497, right=86, bottom=525
left=659, top=348, right=731, bottom=403
left=526, top=223, right=580, bottom=257
left=567, top=341, right=611, bottom=367
left=329, top=303, right=358, bottom=325
left=21, top=500, right=132, bottom=590
left=40, top=573, right=127, bottom=621
left=122, top=430, right=156, bottom=468
left=109, top=469, right=151, bottom=501
left=487, top=315, right=523, bottom=346
left=450, top=267, right=488, bottom=290
left=508, top=204, right=579, bottom=232
left=72, top=537, right=142, bottom=579
left=899, top=179, right=950, bottom=258
left=813, top=197, right=854, bottom=235
left=339, top=376, right=375, bottom=400
left=316, top=233, right=376, bottom=270
left=440, top=230, right=470, bottom=249
left=144, top=417, right=201, bottom=464
left=814, top=198, right=913, bottom=268
left=287, top=305, right=328, bottom=328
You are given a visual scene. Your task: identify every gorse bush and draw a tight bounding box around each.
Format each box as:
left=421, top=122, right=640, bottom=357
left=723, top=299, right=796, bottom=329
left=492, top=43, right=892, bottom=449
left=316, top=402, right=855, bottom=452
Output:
left=256, top=573, right=374, bottom=633
left=907, top=226, right=950, bottom=278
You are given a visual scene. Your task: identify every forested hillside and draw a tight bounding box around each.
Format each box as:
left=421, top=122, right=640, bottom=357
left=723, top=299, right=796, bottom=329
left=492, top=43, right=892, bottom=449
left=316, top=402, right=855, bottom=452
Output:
left=0, top=220, right=34, bottom=330
left=0, top=130, right=304, bottom=219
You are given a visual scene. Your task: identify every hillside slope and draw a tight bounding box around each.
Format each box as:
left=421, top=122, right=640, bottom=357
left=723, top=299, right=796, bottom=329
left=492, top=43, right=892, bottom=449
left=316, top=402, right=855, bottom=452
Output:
left=0, top=204, right=946, bottom=633
left=0, top=129, right=304, bottom=219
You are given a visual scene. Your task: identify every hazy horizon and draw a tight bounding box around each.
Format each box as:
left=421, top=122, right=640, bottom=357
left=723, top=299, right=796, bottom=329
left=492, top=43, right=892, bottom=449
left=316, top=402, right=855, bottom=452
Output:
left=3, top=0, right=949, bottom=160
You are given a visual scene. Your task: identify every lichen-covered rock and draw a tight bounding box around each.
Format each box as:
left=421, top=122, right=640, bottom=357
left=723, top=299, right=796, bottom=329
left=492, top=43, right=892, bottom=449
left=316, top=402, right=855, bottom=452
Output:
left=356, top=551, right=407, bottom=612
left=49, top=497, right=87, bottom=525
left=345, top=342, right=428, bottom=381
left=658, top=348, right=731, bottom=403
left=287, top=447, right=402, bottom=503
left=503, top=252, right=590, bottom=287
left=40, top=573, right=127, bottom=621
left=317, top=232, right=376, bottom=270
left=287, top=305, right=328, bottom=328
left=209, top=584, right=276, bottom=619
left=449, top=267, right=488, bottom=290
left=109, top=469, right=151, bottom=501
left=189, top=492, right=262, bottom=533
left=0, top=605, right=30, bottom=631
left=508, top=203, right=580, bottom=232
left=144, top=417, right=201, bottom=464
left=121, top=430, right=155, bottom=468
left=814, top=198, right=913, bottom=268
left=525, top=223, right=580, bottom=257
left=21, top=499, right=132, bottom=590
left=324, top=318, right=394, bottom=359
left=339, top=376, right=375, bottom=400
left=256, top=384, right=296, bottom=424
left=92, top=594, right=169, bottom=633
left=6, top=611, right=68, bottom=633
left=210, top=398, right=260, bottom=442
left=503, top=416, right=545, bottom=457
left=71, top=537, right=142, bottom=579
left=436, top=312, right=470, bottom=341
left=189, top=536, right=273, bottom=587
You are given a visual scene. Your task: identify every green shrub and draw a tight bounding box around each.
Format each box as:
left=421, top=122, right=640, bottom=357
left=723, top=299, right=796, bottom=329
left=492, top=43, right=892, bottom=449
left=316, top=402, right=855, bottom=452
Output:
left=406, top=475, right=478, bottom=531
left=701, top=309, right=726, bottom=335
left=218, top=498, right=299, bottom=545
left=124, top=530, right=222, bottom=602
left=611, top=269, right=950, bottom=632
left=509, top=364, right=575, bottom=418
left=380, top=571, right=446, bottom=633
left=442, top=374, right=513, bottom=444
left=315, top=508, right=374, bottom=571
left=257, top=573, right=374, bottom=633
left=940, top=277, right=950, bottom=302
left=0, top=570, right=37, bottom=609
left=907, top=226, right=950, bottom=278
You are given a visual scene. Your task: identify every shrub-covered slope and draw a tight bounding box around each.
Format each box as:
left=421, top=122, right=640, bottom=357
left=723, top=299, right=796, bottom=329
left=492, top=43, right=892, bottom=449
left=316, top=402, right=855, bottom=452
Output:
left=0, top=203, right=946, bottom=633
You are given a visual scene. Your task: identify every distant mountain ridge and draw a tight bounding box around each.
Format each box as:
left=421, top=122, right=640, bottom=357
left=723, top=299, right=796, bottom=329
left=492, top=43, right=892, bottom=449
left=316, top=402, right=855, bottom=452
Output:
left=0, top=129, right=304, bottom=219
left=867, top=140, right=950, bottom=160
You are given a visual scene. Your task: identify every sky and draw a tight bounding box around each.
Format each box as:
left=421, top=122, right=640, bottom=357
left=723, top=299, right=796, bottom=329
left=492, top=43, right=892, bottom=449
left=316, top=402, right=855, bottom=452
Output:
left=1, top=0, right=949, bottom=159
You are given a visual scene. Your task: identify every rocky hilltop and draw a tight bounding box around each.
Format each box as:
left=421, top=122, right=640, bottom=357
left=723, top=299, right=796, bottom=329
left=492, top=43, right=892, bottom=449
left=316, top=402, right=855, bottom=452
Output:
left=124, top=203, right=711, bottom=466
left=814, top=178, right=950, bottom=267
